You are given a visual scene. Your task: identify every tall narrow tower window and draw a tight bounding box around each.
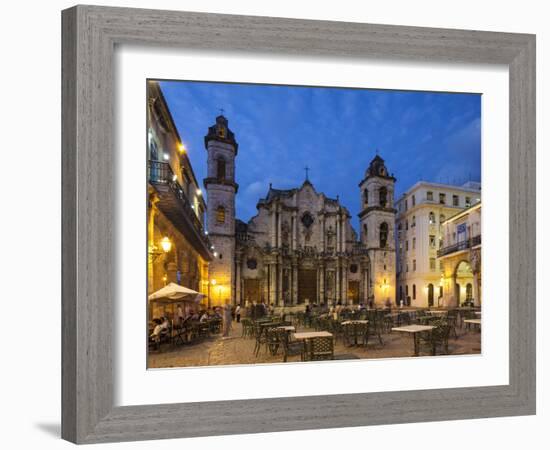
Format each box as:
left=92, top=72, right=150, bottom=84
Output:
left=363, top=189, right=368, bottom=206
left=216, top=205, right=226, bottom=224
left=379, top=187, right=388, bottom=207
left=216, top=157, right=226, bottom=180
left=379, top=222, right=388, bottom=248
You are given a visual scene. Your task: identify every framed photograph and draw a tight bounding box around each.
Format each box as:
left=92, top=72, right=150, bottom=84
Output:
left=62, top=5, right=536, bottom=444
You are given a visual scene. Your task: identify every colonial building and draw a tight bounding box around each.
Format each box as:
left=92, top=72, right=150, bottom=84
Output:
left=147, top=81, right=212, bottom=313
left=203, top=116, right=397, bottom=308
left=395, top=181, right=481, bottom=307
left=438, top=201, right=482, bottom=307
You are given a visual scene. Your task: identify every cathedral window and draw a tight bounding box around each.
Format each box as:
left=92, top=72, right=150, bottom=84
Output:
left=379, top=187, right=388, bottom=207
left=216, top=205, right=226, bottom=224
left=301, top=212, right=314, bottom=228
left=379, top=222, right=388, bottom=248
left=216, top=157, right=226, bottom=180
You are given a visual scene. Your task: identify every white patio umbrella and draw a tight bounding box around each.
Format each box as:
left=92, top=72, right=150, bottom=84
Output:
left=148, top=282, right=205, bottom=304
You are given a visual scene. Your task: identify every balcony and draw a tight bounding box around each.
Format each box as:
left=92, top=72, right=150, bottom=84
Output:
left=148, top=160, right=212, bottom=260
left=437, top=235, right=481, bottom=258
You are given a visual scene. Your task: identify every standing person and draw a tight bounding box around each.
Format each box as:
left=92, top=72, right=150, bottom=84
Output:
left=222, top=302, right=232, bottom=337
left=235, top=304, right=241, bottom=323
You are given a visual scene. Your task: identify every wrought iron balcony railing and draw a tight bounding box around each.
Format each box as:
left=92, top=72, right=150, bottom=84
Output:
left=437, top=235, right=481, bottom=258
left=148, top=160, right=211, bottom=249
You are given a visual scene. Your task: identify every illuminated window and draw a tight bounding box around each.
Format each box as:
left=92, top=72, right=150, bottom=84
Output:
left=429, top=211, right=435, bottom=224
left=216, top=205, right=226, bottom=224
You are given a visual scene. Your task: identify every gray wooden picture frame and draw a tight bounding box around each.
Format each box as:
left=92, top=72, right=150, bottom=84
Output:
left=61, top=5, right=536, bottom=444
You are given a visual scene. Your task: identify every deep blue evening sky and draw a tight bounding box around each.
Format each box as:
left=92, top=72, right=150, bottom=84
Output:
left=160, top=80, right=481, bottom=230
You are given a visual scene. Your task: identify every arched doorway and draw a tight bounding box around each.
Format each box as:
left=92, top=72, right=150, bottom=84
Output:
left=453, top=260, right=474, bottom=307
left=427, top=283, right=434, bottom=307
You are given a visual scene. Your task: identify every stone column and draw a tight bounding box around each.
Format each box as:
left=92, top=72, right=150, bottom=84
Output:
left=341, top=215, right=346, bottom=253
left=292, top=211, right=298, bottom=250
left=292, top=260, right=298, bottom=305
left=319, top=263, right=325, bottom=304
left=269, top=263, right=277, bottom=307
left=277, top=259, right=283, bottom=306
left=473, top=272, right=481, bottom=307
left=335, top=260, right=341, bottom=302
left=271, top=209, right=277, bottom=247
left=342, top=262, right=348, bottom=305
left=335, top=217, right=340, bottom=253
left=321, top=214, right=326, bottom=252
left=262, top=267, right=269, bottom=304
left=277, top=206, right=282, bottom=248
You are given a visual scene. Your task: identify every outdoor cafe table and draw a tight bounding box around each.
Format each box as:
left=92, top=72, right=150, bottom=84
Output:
left=464, top=319, right=481, bottom=331
left=294, top=331, right=333, bottom=339
left=391, top=325, right=435, bottom=356
left=427, top=310, right=447, bottom=316
left=277, top=326, right=296, bottom=332
left=474, top=311, right=482, bottom=316
left=341, top=320, right=368, bottom=346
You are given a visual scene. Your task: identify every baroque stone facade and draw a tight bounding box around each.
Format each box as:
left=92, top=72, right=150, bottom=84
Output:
left=203, top=115, right=397, bottom=308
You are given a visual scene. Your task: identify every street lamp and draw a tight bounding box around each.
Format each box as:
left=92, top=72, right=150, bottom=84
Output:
left=160, top=236, right=172, bottom=253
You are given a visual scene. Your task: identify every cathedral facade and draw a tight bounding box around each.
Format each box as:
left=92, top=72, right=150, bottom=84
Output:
left=204, top=115, right=397, bottom=308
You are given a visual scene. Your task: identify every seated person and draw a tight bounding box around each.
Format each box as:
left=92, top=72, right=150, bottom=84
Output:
left=149, top=318, right=163, bottom=343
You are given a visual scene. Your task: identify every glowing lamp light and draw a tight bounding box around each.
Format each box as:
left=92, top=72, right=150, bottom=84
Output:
left=178, top=143, right=186, bottom=154
left=213, top=251, right=218, bottom=257
left=163, top=153, right=169, bottom=161
left=210, top=279, right=217, bottom=286
left=172, top=174, right=177, bottom=182
left=196, top=189, right=202, bottom=196
left=160, top=236, right=172, bottom=253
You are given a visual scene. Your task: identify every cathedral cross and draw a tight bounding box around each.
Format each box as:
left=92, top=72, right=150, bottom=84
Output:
left=304, top=166, right=310, bottom=181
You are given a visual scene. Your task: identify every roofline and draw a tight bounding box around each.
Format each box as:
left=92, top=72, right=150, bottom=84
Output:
left=397, top=180, right=481, bottom=199
left=443, top=201, right=482, bottom=224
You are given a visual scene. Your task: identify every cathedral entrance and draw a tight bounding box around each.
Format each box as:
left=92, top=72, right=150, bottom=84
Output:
left=243, top=279, right=261, bottom=304
left=298, top=269, right=317, bottom=304
left=348, top=281, right=360, bottom=304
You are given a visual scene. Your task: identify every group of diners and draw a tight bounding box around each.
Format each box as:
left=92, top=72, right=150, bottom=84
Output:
left=148, top=304, right=228, bottom=351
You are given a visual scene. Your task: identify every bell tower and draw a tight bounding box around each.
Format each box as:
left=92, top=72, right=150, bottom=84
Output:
left=358, top=154, right=397, bottom=306
left=204, top=115, right=238, bottom=306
